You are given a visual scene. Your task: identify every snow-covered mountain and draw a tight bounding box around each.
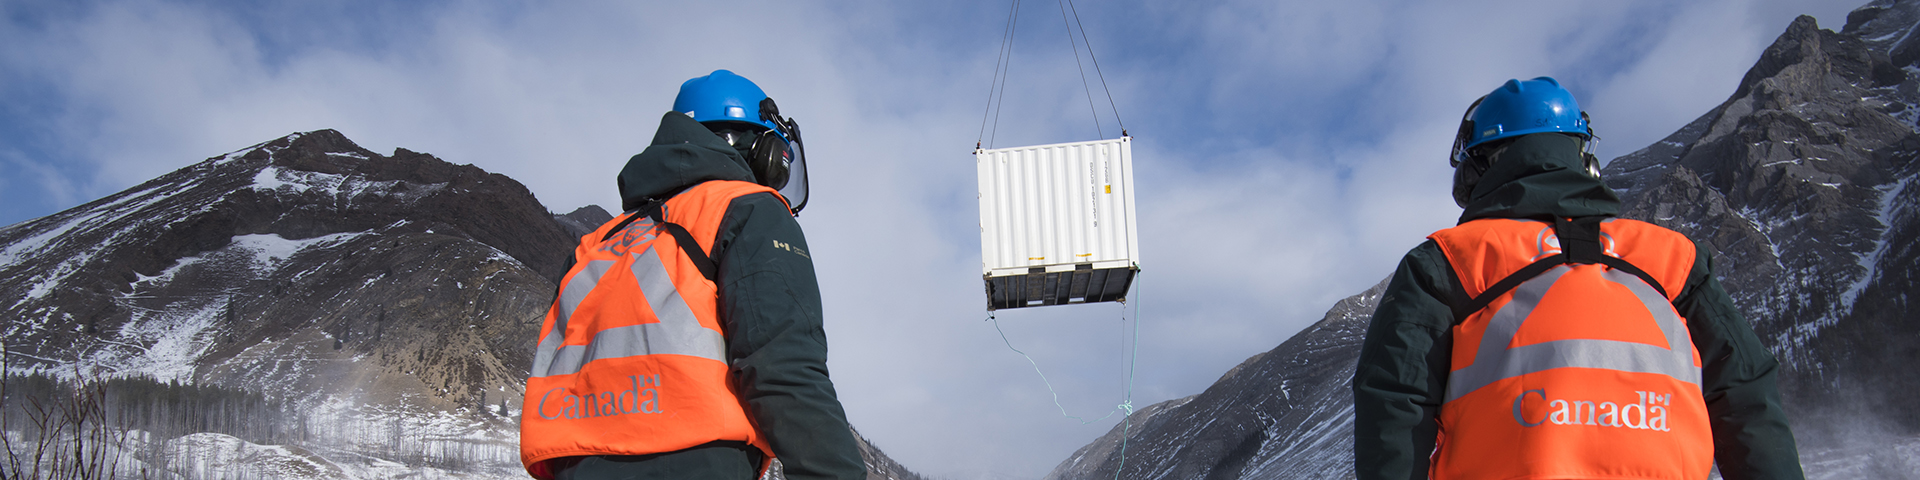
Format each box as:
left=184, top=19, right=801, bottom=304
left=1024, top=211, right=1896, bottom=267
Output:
left=1047, top=1, right=1920, bottom=479
left=0, top=130, right=564, bottom=476
left=0, top=130, right=925, bottom=479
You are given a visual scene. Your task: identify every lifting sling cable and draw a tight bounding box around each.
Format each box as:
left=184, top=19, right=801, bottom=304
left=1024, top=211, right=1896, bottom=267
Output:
left=1065, top=0, right=1127, bottom=137
left=976, top=0, right=1131, bottom=150
left=986, top=272, right=1145, bottom=477
left=1058, top=0, right=1103, bottom=140
left=979, top=0, right=1023, bottom=150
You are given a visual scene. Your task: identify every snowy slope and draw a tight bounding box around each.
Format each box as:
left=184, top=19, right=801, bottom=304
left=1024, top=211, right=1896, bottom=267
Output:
left=0, top=130, right=570, bottom=477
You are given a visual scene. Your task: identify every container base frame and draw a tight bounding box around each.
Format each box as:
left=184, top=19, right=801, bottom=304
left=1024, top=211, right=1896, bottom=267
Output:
left=985, top=265, right=1137, bottom=310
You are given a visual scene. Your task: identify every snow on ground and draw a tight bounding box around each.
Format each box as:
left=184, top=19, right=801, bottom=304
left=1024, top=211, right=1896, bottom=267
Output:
left=70, top=229, right=371, bottom=383
left=1840, top=174, right=1915, bottom=312
left=166, top=433, right=348, bottom=479
left=163, top=429, right=521, bottom=479
left=182, top=432, right=523, bottom=480
left=298, top=395, right=523, bottom=478
left=250, top=165, right=447, bottom=205
left=1799, top=436, right=1920, bottom=480
left=210, top=132, right=306, bottom=166
left=228, top=232, right=367, bottom=270
left=5, top=179, right=180, bottom=306
left=2, top=396, right=524, bottom=479
left=0, top=181, right=167, bottom=265
left=98, top=300, right=226, bottom=383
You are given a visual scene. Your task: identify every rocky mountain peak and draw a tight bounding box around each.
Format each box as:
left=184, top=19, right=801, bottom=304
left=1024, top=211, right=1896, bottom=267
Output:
left=235, top=128, right=374, bottom=163
left=1735, top=14, right=1905, bottom=102
left=1846, top=0, right=1920, bottom=65
left=553, top=205, right=614, bottom=240
left=232, top=130, right=527, bottom=199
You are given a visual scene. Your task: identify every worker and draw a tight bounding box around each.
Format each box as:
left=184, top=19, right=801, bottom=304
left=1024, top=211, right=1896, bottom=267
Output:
left=519, top=69, right=863, bottom=480
left=1351, top=77, right=1804, bottom=480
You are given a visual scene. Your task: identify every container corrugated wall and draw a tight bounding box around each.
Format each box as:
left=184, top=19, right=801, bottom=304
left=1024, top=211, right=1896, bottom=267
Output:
left=975, top=137, right=1139, bottom=309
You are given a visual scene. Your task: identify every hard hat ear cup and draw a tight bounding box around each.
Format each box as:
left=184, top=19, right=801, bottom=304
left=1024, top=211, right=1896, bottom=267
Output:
left=747, top=129, right=791, bottom=190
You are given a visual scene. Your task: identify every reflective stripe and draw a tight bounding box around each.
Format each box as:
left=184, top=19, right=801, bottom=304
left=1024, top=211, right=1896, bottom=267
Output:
left=539, top=319, right=726, bottom=377
left=1446, top=266, right=1701, bottom=402
left=533, top=259, right=614, bottom=377
left=530, top=245, right=726, bottom=378
left=630, top=247, right=708, bottom=341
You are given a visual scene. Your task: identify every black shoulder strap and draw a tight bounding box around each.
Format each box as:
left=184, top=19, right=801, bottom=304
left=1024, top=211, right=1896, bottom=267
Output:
left=596, top=189, right=720, bottom=283
left=599, top=210, right=646, bottom=243
left=649, top=207, right=719, bottom=282
left=1450, top=216, right=1669, bottom=325
left=1452, top=253, right=1566, bottom=322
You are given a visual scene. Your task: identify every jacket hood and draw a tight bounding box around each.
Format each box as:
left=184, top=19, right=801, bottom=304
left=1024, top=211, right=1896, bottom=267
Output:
left=1457, top=133, right=1620, bottom=224
left=617, top=111, right=758, bottom=211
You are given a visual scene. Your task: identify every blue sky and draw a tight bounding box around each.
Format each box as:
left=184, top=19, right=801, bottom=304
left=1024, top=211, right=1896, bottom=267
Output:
left=0, top=0, right=1862, bottom=478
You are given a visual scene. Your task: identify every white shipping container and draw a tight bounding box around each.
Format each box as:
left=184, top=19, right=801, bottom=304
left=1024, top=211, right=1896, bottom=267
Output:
left=975, top=137, right=1140, bottom=309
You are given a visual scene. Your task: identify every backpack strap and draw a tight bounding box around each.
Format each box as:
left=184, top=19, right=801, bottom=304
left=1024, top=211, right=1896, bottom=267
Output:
left=649, top=207, right=719, bottom=282
left=598, top=210, right=646, bottom=243
left=1449, top=216, right=1670, bottom=324
left=598, top=186, right=721, bottom=283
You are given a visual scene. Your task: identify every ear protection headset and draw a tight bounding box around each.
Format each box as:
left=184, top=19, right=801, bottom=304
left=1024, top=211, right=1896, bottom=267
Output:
left=747, top=97, right=802, bottom=192
left=713, top=126, right=789, bottom=186
left=673, top=70, right=811, bottom=214
left=709, top=98, right=805, bottom=194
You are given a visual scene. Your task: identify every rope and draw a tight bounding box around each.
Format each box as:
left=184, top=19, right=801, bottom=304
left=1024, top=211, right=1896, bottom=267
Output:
left=991, top=311, right=1118, bottom=425
left=1058, top=0, right=1103, bottom=139
left=1114, top=271, right=1142, bottom=478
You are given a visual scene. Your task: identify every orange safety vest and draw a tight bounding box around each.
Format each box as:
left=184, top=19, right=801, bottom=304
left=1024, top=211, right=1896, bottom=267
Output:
left=520, top=180, right=784, bottom=479
left=1428, top=217, right=1712, bottom=480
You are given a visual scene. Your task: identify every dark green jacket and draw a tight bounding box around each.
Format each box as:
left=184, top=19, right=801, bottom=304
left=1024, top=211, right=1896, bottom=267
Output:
left=1351, top=134, right=1803, bottom=480
left=556, top=112, right=863, bottom=480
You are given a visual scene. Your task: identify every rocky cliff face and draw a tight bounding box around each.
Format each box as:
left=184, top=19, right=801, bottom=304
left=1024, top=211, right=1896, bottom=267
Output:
left=1047, top=1, right=1920, bottom=478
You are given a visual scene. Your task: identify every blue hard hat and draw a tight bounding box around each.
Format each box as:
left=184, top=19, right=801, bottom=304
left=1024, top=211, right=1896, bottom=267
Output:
left=1464, top=77, right=1588, bottom=148
left=671, top=69, right=810, bottom=215
left=1448, top=76, right=1601, bottom=207
left=673, top=70, right=788, bottom=142
left=1449, top=76, right=1591, bottom=168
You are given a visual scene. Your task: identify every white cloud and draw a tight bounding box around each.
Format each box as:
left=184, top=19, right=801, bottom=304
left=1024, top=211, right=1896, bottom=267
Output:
left=0, top=0, right=1867, bottom=477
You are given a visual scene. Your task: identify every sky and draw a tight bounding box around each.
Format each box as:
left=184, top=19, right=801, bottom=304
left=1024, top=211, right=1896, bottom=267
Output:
left=0, top=0, right=1865, bottom=478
